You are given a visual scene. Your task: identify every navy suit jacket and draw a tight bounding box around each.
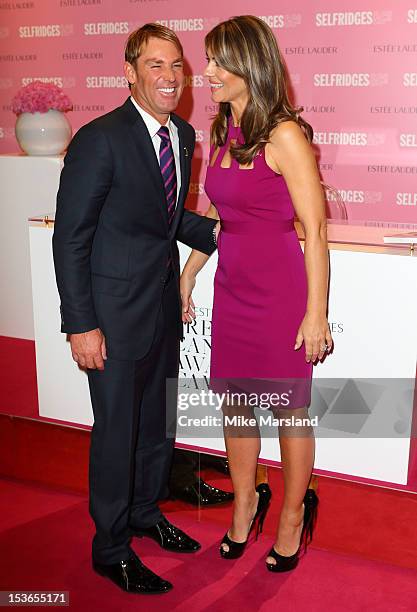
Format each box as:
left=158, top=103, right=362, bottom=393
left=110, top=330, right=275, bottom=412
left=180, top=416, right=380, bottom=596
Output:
left=53, top=97, right=216, bottom=359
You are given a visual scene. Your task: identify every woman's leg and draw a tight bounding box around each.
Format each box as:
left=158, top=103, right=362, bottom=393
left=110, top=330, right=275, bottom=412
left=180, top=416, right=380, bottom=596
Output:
left=221, top=401, right=261, bottom=551
left=266, top=406, right=315, bottom=564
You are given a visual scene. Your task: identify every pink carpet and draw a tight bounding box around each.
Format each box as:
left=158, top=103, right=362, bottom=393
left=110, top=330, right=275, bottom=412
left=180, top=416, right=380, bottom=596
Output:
left=2, top=336, right=417, bottom=609
left=2, top=477, right=417, bottom=611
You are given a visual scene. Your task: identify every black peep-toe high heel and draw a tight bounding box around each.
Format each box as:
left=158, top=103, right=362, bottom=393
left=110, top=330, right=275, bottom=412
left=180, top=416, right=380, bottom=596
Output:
left=266, top=488, right=319, bottom=573
left=220, top=483, right=272, bottom=560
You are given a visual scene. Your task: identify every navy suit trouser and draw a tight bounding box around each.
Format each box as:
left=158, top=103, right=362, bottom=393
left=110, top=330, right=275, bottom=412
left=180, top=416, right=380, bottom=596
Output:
left=87, top=272, right=179, bottom=564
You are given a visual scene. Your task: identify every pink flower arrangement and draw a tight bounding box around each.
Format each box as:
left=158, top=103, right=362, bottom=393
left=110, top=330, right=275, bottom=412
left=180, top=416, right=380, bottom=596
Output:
left=11, top=81, right=73, bottom=115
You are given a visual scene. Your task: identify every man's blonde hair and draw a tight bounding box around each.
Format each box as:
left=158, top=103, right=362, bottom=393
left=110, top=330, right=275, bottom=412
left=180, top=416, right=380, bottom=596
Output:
left=125, top=22, right=183, bottom=66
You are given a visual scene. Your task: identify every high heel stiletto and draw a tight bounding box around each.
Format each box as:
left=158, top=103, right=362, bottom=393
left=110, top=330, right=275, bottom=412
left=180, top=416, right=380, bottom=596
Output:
left=220, top=483, right=272, bottom=559
left=266, top=488, right=319, bottom=573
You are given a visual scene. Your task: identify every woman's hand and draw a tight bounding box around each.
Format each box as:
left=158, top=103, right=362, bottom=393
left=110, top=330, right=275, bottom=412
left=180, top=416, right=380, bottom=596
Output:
left=294, top=313, right=333, bottom=363
left=180, top=272, right=196, bottom=323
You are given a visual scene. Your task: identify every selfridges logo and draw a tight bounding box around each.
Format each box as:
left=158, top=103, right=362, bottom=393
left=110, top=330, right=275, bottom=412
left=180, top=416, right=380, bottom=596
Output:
left=314, top=73, right=388, bottom=87
left=195, top=129, right=210, bottom=143
left=156, top=18, right=204, bottom=32
left=315, top=11, right=392, bottom=27
left=403, top=73, right=417, bottom=86
left=21, top=76, right=75, bottom=87
left=397, top=193, right=417, bottom=206
left=0, top=126, right=15, bottom=139
left=399, top=133, right=417, bottom=148
left=326, top=189, right=382, bottom=204
left=0, top=2, right=34, bottom=8
left=285, top=46, right=337, bottom=55
left=84, top=22, right=129, bottom=35
left=314, top=73, right=370, bottom=87
left=86, top=76, right=127, bottom=88
left=407, top=9, right=417, bottom=23
left=189, top=183, right=204, bottom=195
left=314, top=132, right=368, bottom=146
left=19, top=24, right=73, bottom=37
left=259, top=14, right=302, bottom=28
left=259, top=14, right=284, bottom=28
left=184, top=75, right=204, bottom=88
left=326, top=189, right=365, bottom=203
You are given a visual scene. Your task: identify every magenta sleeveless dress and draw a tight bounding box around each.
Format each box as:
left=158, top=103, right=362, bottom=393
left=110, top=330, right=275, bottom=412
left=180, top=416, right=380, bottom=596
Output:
left=205, top=120, right=312, bottom=407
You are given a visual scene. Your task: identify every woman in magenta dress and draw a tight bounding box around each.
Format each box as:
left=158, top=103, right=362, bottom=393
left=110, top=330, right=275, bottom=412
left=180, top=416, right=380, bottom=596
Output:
left=181, top=15, right=332, bottom=572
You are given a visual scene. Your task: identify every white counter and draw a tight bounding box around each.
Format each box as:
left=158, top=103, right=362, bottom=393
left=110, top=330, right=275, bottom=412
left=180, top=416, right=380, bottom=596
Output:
left=0, top=155, right=62, bottom=339
left=29, top=215, right=417, bottom=487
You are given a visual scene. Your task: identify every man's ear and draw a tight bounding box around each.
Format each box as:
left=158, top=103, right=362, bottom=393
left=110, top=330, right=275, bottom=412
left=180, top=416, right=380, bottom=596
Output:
left=124, top=61, right=136, bottom=87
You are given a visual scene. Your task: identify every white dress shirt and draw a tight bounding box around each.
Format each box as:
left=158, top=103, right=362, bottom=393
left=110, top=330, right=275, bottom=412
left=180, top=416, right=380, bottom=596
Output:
left=130, top=95, right=181, bottom=205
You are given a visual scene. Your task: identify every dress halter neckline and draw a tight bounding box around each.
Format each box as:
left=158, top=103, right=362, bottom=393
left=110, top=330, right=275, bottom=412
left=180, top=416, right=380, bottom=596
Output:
left=228, top=115, right=241, bottom=130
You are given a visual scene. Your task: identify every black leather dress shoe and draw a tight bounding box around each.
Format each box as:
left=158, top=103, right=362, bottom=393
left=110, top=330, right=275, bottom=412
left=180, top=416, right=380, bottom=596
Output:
left=93, top=552, right=172, bottom=594
left=201, top=455, right=230, bottom=475
left=131, top=516, right=201, bottom=553
left=171, top=478, right=234, bottom=506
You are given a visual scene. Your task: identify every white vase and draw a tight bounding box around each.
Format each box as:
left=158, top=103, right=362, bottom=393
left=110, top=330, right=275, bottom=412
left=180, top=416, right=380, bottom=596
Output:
left=15, top=109, right=72, bottom=156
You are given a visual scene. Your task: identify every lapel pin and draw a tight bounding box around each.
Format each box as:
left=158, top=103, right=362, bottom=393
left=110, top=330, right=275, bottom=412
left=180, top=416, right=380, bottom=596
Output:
left=184, top=146, right=189, bottom=157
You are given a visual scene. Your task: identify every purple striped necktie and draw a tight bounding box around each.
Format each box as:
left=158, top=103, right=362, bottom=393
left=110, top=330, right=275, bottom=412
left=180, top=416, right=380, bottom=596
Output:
left=157, top=125, right=177, bottom=225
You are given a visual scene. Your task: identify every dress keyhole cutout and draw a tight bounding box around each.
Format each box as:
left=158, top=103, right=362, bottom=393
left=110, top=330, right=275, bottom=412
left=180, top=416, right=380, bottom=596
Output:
left=210, top=139, right=254, bottom=170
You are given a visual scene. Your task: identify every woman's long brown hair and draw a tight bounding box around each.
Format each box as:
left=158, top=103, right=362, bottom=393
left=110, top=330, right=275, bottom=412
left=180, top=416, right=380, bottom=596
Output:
left=205, top=15, right=313, bottom=165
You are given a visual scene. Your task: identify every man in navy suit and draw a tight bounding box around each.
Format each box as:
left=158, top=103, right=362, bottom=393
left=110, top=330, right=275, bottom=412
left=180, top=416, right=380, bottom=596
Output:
left=53, top=24, right=218, bottom=595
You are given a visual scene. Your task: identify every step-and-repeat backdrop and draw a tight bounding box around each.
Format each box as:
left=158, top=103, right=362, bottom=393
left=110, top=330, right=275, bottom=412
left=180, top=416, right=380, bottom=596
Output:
left=1, top=0, right=416, bottom=222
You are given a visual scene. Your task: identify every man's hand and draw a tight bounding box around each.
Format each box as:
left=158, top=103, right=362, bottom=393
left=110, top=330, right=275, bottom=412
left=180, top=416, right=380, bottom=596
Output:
left=70, top=328, right=107, bottom=370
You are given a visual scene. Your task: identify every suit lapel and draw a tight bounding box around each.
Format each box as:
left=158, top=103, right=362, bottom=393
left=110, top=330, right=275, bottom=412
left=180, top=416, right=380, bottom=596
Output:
left=121, top=99, right=190, bottom=235
left=176, top=124, right=188, bottom=211
left=125, top=101, right=169, bottom=230
left=169, top=116, right=190, bottom=236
